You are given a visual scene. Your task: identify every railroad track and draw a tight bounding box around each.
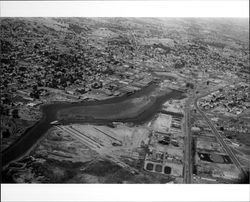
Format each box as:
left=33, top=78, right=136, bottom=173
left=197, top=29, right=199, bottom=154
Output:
left=194, top=94, right=247, bottom=178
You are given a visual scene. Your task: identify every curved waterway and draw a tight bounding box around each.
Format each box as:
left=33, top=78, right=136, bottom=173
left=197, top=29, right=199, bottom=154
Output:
left=1, top=82, right=185, bottom=167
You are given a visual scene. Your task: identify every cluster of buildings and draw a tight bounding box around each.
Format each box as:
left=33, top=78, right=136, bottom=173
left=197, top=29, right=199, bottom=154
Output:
left=0, top=19, right=160, bottom=150
left=191, top=118, right=242, bottom=183
left=199, top=83, right=249, bottom=115
left=144, top=99, right=185, bottom=182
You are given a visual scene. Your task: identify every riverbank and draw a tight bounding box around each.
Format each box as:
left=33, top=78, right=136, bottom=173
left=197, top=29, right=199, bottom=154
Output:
left=1, top=81, right=185, bottom=168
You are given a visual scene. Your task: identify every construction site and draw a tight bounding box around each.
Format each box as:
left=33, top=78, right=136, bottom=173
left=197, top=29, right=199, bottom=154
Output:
left=2, top=94, right=187, bottom=183
left=143, top=98, right=185, bottom=183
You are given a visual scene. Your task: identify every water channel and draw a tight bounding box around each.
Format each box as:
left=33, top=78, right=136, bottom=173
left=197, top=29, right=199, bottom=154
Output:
left=1, top=81, right=185, bottom=167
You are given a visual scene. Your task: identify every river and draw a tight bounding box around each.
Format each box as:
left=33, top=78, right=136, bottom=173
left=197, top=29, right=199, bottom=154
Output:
left=1, top=81, right=185, bottom=167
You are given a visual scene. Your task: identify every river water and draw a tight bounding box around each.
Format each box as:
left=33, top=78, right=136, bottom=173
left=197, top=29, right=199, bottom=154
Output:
left=1, top=82, right=185, bottom=167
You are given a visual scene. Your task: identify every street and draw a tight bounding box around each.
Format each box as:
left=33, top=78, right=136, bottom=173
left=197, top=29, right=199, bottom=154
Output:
left=183, top=98, right=192, bottom=183
left=194, top=94, right=247, bottom=178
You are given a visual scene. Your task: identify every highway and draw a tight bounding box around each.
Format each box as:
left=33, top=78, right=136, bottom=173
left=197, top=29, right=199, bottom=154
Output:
left=183, top=85, right=239, bottom=183
left=183, top=97, right=192, bottom=183
left=194, top=93, right=247, bottom=178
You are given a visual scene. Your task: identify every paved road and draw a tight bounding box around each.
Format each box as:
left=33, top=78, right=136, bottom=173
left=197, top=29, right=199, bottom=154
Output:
left=194, top=94, right=247, bottom=177
left=183, top=98, right=192, bottom=183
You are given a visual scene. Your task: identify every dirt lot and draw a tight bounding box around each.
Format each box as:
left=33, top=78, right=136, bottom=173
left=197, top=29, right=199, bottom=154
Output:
left=151, top=113, right=172, bottom=133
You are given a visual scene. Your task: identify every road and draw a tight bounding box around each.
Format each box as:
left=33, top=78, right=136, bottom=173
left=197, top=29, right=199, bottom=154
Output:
left=194, top=93, right=247, bottom=178
left=183, top=97, right=192, bottom=183
left=38, top=87, right=80, bottom=99
left=183, top=85, right=232, bottom=183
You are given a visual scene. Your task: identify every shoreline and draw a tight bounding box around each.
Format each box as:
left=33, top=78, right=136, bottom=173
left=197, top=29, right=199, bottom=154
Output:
left=1, top=81, right=185, bottom=168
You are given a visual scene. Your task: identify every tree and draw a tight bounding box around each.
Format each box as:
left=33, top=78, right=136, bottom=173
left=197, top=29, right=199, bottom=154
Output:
left=12, top=109, right=19, bottom=119
left=2, top=129, right=11, bottom=138
left=186, top=82, right=194, bottom=89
